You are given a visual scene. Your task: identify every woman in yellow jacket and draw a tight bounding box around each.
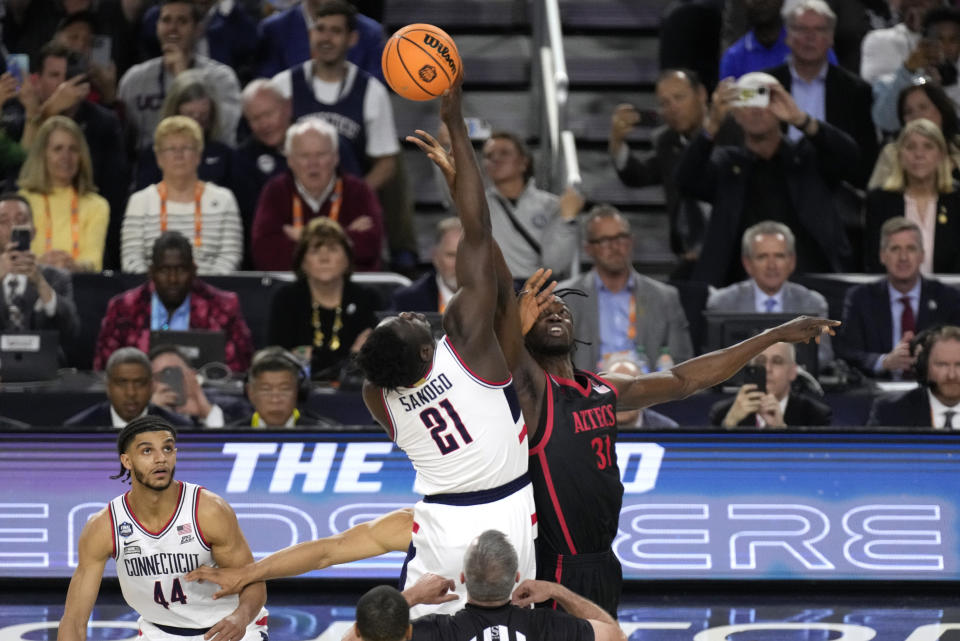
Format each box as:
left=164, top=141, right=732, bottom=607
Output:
left=17, top=116, right=108, bottom=272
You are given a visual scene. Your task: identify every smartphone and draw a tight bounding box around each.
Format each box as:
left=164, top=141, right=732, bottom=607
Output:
left=11, top=227, right=30, bottom=251
left=742, top=364, right=766, bottom=392
left=65, top=52, right=88, bottom=81
left=155, top=366, right=186, bottom=406
left=636, top=108, right=660, bottom=127
left=5, top=53, right=29, bottom=90
left=734, top=83, right=769, bottom=108
left=90, top=35, right=112, bottom=68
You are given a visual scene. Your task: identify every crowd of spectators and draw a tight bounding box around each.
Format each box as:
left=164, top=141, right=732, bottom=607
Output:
left=4, top=0, right=960, bottom=430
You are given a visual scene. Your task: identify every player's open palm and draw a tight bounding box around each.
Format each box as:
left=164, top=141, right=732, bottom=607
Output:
left=406, top=129, right=455, bottom=191
left=184, top=565, right=247, bottom=599
left=518, top=268, right=558, bottom=335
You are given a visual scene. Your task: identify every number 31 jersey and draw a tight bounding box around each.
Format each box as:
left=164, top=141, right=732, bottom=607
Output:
left=382, top=335, right=528, bottom=496
left=529, top=370, right=624, bottom=555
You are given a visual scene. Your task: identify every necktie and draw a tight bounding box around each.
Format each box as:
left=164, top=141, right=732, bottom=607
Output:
left=764, top=298, right=777, bottom=313
left=945, top=410, right=956, bottom=429
left=899, top=296, right=915, bottom=337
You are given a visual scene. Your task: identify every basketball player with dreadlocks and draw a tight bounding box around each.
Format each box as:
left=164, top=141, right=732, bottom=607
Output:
left=410, top=99, right=841, bottom=619
left=353, top=73, right=536, bottom=617
left=59, top=416, right=268, bottom=641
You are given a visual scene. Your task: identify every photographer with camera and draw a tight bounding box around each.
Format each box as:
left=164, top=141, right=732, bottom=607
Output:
left=0, top=192, right=79, bottom=336
left=675, top=70, right=859, bottom=287
left=710, top=341, right=831, bottom=428
left=149, top=344, right=238, bottom=428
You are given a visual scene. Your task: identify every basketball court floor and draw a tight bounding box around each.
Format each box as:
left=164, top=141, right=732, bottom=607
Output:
left=3, top=584, right=960, bottom=641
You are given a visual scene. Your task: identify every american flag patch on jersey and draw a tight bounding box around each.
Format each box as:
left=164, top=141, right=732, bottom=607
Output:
left=176, top=524, right=192, bottom=535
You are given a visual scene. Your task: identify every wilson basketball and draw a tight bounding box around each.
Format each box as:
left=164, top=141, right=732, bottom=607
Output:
left=382, top=23, right=461, bottom=101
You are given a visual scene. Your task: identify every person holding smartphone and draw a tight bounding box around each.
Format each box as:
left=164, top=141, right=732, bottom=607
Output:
left=0, top=192, right=80, bottom=337
left=148, top=344, right=230, bottom=427
left=709, top=341, right=831, bottom=428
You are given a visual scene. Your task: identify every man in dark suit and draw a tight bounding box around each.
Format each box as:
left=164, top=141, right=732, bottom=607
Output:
left=0, top=193, right=80, bottom=339
left=391, top=217, right=461, bottom=312
left=710, top=341, right=832, bottom=427
left=836, top=217, right=960, bottom=377
left=868, top=325, right=960, bottom=428
left=675, top=71, right=859, bottom=287
left=64, top=347, right=192, bottom=428
left=608, top=69, right=711, bottom=277
left=765, top=0, right=877, bottom=189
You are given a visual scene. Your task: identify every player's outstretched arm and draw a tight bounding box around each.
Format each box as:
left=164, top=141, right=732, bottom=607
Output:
left=196, top=490, right=266, bottom=641
left=186, top=508, right=413, bottom=598
left=58, top=509, right=114, bottom=641
left=610, top=316, right=841, bottom=410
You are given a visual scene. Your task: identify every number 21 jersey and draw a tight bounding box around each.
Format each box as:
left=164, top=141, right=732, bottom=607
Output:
left=382, top=335, right=528, bottom=495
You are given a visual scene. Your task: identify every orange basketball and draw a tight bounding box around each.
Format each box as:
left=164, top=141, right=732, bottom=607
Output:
left=382, top=23, right=461, bottom=101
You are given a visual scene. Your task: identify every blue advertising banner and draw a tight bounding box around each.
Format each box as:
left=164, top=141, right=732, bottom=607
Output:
left=1, top=431, right=958, bottom=581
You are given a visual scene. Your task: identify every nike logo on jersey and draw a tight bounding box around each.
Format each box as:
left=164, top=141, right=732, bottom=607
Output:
left=123, top=539, right=140, bottom=546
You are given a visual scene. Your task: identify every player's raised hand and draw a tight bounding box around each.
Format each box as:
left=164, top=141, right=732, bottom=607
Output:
left=518, top=268, right=558, bottom=335
left=406, top=128, right=455, bottom=191
left=511, top=579, right=556, bottom=607
left=184, top=565, right=250, bottom=599
left=772, top=316, right=840, bottom=345
left=439, top=72, right=464, bottom=125
left=404, top=573, right=459, bottom=606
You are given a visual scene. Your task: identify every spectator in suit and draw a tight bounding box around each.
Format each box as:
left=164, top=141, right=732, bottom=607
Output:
left=719, top=0, right=838, bottom=80
left=869, top=4, right=959, bottom=133
left=391, top=217, right=461, bottom=313
left=0, top=192, right=79, bottom=338
left=483, top=131, right=584, bottom=282
left=122, top=116, right=242, bottom=274
left=710, top=341, right=832, bottom=428
left=22, top=43, right=127, bottom=270
left=65, top=347, right=192, bottom=428
left=869, top=82, right=960, bottom=189
left=234, top=79, right=292, bottom=264
left=266, top=217, right=380, bottom=381
left=94, top=231, right=254, bottom=372
left=558, top=205, right=694, bottom=373
left=231, top=346, right=339, bottom=428
left=707, top=220, right=832, bottom=363
left=868, top=325, right=960, bottom=428
left=17, top=115, right=108, bottom=272
left=256, top=0, right=386, bottom=81
left=675, top=72, right=858, bottom=286
left=133, top=70, right=233, bottom=192
left=251, top=116, right=384, bottom=271
left=608, top=69, right=711, bottom=277
left=836, top=217, right=960, bottom=377
left=765, top=0, right=878, bottom=188
left=865, top=118, right=960, bottom=274
left=117, top=0, right=242, bottom=151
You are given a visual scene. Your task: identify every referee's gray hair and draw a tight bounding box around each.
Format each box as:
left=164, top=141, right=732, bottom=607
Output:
left=241, top=78, right=285, bottom=107
left=106, top=347, right=151, bottom=379
left=741, top=221, right=796, bottom=257
left=463, top=530, right=518, bottom=602
left=783, top=0, right=836, bottom=30
left=284, top=115, right=339, bottom=156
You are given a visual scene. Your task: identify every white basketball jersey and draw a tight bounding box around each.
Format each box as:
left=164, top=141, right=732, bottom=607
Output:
left=109, top=481, right=258, bottom=628
left=383, top=335, right=528, bottom=495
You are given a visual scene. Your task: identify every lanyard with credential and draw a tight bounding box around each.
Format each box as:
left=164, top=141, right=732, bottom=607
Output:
left=158, top=181, right=205, bottom=247
left=43, top=189, right=81, bottom=259
left=292, top=178, right=343, bottom=230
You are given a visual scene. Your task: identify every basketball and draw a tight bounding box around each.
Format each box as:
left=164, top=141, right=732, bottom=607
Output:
left=381, top=23, right=461, bottom=101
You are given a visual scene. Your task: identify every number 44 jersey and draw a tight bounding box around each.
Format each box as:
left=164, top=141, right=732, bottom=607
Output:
left=382, top=335, right=529, bottom=495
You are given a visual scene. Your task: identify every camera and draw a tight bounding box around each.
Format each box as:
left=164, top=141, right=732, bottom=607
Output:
left=734, top=84, right=769, bottom=108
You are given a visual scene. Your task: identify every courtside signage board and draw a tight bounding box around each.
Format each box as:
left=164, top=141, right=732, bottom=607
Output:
left=1, top=431, right=957, bottom=580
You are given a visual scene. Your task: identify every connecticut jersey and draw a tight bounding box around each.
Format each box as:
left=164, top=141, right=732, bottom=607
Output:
left=529, top=370, right=624, bottom=555
left=382, top=335, right=528, bottom=495
left=108, top=481, right=266, bottom=629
